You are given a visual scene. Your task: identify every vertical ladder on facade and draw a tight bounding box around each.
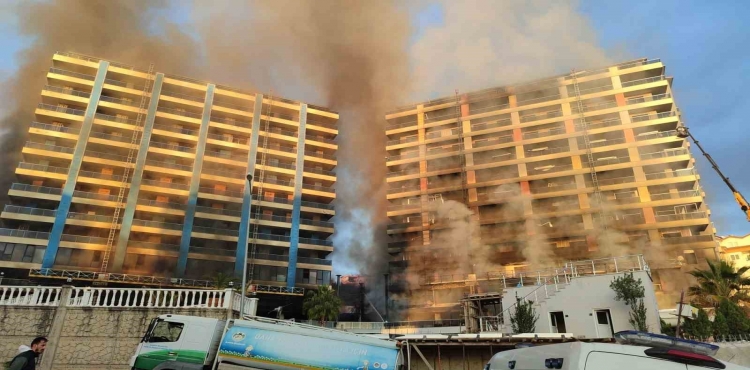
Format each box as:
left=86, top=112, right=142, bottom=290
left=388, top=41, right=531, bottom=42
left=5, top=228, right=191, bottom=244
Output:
left=570, top=70, right=607, bottom=232
left=247, top=93, right=274, bottom=285
left=100, top=63, right=155, bottom=273
left=454, top=90, right=469, bottom=205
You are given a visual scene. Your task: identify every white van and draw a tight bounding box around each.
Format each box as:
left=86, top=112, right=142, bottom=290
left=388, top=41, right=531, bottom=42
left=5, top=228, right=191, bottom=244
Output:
left=485, top=331, right=747, bottom=370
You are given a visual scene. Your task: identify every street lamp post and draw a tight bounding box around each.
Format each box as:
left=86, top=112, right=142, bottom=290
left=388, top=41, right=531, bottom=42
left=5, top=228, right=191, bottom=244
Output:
left=239, top=174, right=253, bottom=316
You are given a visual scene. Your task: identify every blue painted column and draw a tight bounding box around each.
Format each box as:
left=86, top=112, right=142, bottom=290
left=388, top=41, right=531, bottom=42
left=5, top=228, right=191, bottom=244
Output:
left=110, top=73, right=164, bottom=272
left=286, top=104, right=307, bottom=287
left=176, top=84, right=215, bottom=277
left=42, top=61, right=110, bottom=268
left=234, top=94, right=264, bottom=277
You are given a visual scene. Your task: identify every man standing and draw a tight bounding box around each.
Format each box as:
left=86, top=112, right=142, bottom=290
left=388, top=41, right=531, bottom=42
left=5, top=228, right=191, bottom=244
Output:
left=6, top=337, right=47, bottom=370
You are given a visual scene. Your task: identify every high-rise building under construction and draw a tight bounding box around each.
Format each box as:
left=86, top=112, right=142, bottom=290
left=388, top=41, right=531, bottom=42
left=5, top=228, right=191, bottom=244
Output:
left=0, top=52, right=337, bottom=291
left=385, top=58, right=718, bottom=320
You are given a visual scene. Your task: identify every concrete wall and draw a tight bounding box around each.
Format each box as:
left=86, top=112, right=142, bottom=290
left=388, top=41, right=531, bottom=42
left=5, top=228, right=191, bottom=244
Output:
left=0, top=286, right=243, bottom=370
left=501, top=270, right=661, bottom=338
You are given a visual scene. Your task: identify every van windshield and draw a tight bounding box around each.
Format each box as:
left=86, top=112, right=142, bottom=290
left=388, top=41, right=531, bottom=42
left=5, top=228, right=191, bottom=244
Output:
left=144, top=319, right=185, bottom=343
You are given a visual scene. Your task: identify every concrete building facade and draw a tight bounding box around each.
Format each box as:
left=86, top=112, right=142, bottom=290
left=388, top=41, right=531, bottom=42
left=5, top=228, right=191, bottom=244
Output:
left=385, top=58, right=718, bottom=319
left=0, top=52, right=337, bottom=290
left=719, top=234, right=750, bottom=269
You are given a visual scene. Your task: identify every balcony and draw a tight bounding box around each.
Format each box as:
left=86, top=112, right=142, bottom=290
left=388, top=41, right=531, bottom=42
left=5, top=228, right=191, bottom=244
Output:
left=189, top=246, right=235, bottom=256
left=574, top=84, right=613, bottom=95
left=61, top=234, right=108, bottom=244
left=621, top=75, right=666, bottom=88
left=38, top=103, right=85, bottom=116
left=522, top=127, right=565, bottom=140
left=10, top=183, right=63, bottom=196
left=0, top=228, right=50, bottom=240
left=304, top=150, right=336, bottom=160
left=306, top=119, right=337, bottom=130
left=298, top=237, right=333, bottom=247
left=520, top=110, right=562, bottom=123
left=99, top=95, right=140, bottom=107
left=387, top=168, right=419, bottom=178
left=387, top=203, right=420, bottom=211
left=195, top=205, right=241, bottom=217
left=655, top=211, right=707, bottom=223
left=3, top=205, right=57, bottom=218
left=94, top=113, right=136, bottom=125
left=78, top=170, right=124, bottom=182
left=252, top=253, right=289, bottom=262
left=626, top=93, right=671, bottom=105
left=205, top=149, right=246, bottom=162
left=202, top=166, right=245, bottom=179
left=72, top=190, right=118, bottom=202
left=617, top=59, right=661, bottom=70
left=302, top=183, right=335, bottom=193
left=266, top=127, right=298, bottom=138
left=299, top=218, right=334, bottom=228
left=17, top=162, right=69, bottom=175
left=571, top=101, right=618, bottom=114
left=661, top=235, right=714, bottom=245
left=388, top=220, right=422, bottom=230
left=517, top=94, right=561, bottom=106
left=473, top=135, right=512, bottom=148
left=192, top=226, right=239, bottom=236
left=525, top=146, right=570, bottom=157
left=630, top=111, right=677, bottom=123
left=301, top=200, right=335, bottom=210
left=130, top=241, right=181, bottom=252
left=386, top=119, right=418, bottom=130
left=43, top=85, right=91, bottom=98
left=253, top=233, right=291, bottom=243
left=262, top=144, right=297, bottom=154
left=30, top=121, right=80, bottom=135
left=104, top=78, right=145, bottom=91
left=198, top=186, right=243, bottom=198
left=24, top=141, right=74, bottom=154
left=132, top=219, right=183, bottom=230
left=157, top=106, right=202, bottom=119
left=650, top=189, right=701, bottom=201
left=138, top=198, right=186, bottom=210
left=639, top=148, right=689, bottom=161
left=582, top=156, right=631, bottom=167
left=470, top=102, right=511, bottom=115
left=262, top=178, right=295, bottom=188
left=386, top=151, right=419, bottom=161
left=48, top=67, right=96, bottom=81
left=386, top=136, right=418, bottom=146
left=152, top=123, right=198, bottom=136
left=644, top=168, right=696, bottom=181
left=303, top=166, right=334, bottom=176
left=141, top=179, right=190, bottom=191
left=388, top=184, right=421, bottom=193
left=527, top=163, right=574, bottom=175
left=160, top=89, right=205, bottom=103
left=587, top=137, right=625, bottom=148
left=212, top=116, right=252, bottom=128
left=149, top=141, right=195, bottom=153
left=67, top=212, right=113, bottom=223
left=306, top=134, right=336, bottom=144
left=635, top=130, right=677, bottom=141
left=426, top=128, right=459, bottom=140
left=145, top=159, right=193, bottom=172
left=89, top=131, right=136, bottom=144
left=595, top=176, right=636, bottom=186
left=575, top=117, right=621, bottom=131
left=207, top=132, right=249, bottom=145
left=471, top=118, right=512, bottom=132
left=530, top=183, right=578, bottom=194
left=297, top=256, right=332, bottom=266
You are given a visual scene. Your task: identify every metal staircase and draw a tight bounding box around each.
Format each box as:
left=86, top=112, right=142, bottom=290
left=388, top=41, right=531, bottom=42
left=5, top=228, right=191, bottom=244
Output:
left=247, top=93, right=274, bottom=285
left=100, top=63, right=155, bottom=273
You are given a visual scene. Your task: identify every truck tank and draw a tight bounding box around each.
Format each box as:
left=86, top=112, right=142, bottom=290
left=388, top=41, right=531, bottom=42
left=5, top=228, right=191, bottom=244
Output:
left=218, top=317, right=400, bottom=370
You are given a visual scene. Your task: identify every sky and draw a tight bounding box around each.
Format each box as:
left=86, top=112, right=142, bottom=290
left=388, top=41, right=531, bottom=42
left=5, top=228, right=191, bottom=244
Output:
left=0, top=0, right=748, bottom=237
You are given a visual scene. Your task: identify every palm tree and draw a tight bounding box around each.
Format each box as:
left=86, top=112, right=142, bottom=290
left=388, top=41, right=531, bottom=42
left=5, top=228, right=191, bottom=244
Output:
left=688, top=259, right=750, bottom=306
left=303, top=285, right=342, bottom=323
left=212, top=272, right=238, bottom=290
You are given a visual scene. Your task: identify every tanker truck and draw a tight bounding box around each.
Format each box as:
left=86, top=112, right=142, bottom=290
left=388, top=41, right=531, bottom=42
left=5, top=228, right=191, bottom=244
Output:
left=129, top=314, right=401, bottom=370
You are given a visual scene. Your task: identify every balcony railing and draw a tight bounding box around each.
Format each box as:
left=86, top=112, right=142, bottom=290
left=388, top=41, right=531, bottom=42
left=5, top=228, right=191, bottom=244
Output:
left=17, top=162, right=69, bottom=175
left=145, top=159, right=193, bottom=172
left=525, top=146, right=570, bottom=157
left=661, top=235, right=714, bottom=245
left=471, top=118, right=512, bottom=132
left=617, top=59, right=661, bottom=70
left=61, top=234, right=108, bottom=245
left=211, top=116, right=252, bottom=128
left=152, top=123, right=198, bottom=136
left=261, top=144, right=296, bottom=153
left=574, top=84, right=613, bottom=95
left=299, top=218, right=334, bottom=228
left=582, top=156, right=631, bottom=167
left=644, top=167, right=696, bottom=181
left=530, top=183, right=578, bottom=194
left=138, top=198, right=186, bottom=210
left=160, top=89, right=205, bottom=102
left=587, top=137, right=625, bottom=148
left=655, top=211, right=707, bottom=222
left=621, top=75, right=666, bottom=88
left=595, top=176, right=637, bottom=186
left=650, top=189, right=701, bottom=201
left=149, top=141, right=195, bottom=153
left=252, top=233, right=291, bottom=243
left=266, top=128, right=298, bottom=138
left=520, top=110, right=562, bottom=123
left=202, top=167, right=245, bottom=178
left=130, top=241, right=181, bottom=252
left=301, top=200, right=335, bottom=210
left=0, top=228, right=50, bottom=240
left=78, top=170, right=124, bottom=182
left=104, top=78, right=145, bottom=91
left=207, top=132, right=250, bottom=145
left=386, top=151, right=420, bottom=161
left=518, top=94, right=561, bottom=106
left=72, top=190, right=118, bottom=202
left=571, top=100, right=618, bottom=114
left=48, top=67, right=95, bottom=81
left=157, top=106, right=202, bottom=119
left=262, top=178, right=295, bottom=187
left=575, top=117, right=622, bottom=131
left=89, top=131, right=137, bottom=144
left=24, top=141, right=75, bottom=154
left=424, top=110, right=457, bottom=123
left=67, top=212, right=113, bottom=223
left=195, top=205, right=241, bottom=217
left=299, top=237, right=333, bottom=247
left=98, top=95, right=140, bottom=107
left=198, top=186, right=243, bottom=198
left=94, top=113, right=136, bottom=125
left=527, top=163, right=574, bottom=175
left=387, top=203, right=420, bottom=211
left=30, top=121, right=80, bottom=134
left=260, top=160, right=296, bottom=171
left=639, top=148, right=689, bottom=160
left=10, top=183, right=62, bottom=195
left=473, top=135, right=513, bottom=148
left=141, top=179, right=190, bottom=190
left=306, top=135, right=336, bottom=144
left=303, top=166, right=334, bottom=176
left=3, top=205, right=57, bottom=218
left=192, top=226, right=238, bottom=236
left=255, top=214, right=292, bottom=223
left=204, top=150, right=246, bottom=162
left=304, top=150, right=336, bottom=160
left=43, top=85, right=91, bottom=98
left=388, top=184, right=421, bottom=193
left=132, top=219, right=183, bottom=230
left=306, top=119, right=337, bottom=130
left=635, top=130, right=677, bottom=141
left=522, top=127, right=566, bottom=139
left=470, top=102, right=511, bottom=115
left=37, top=103, right=85, bottom=116
left=630, top=110, right=677, bottom=123
left=626, top=93, right=671, bottom=105
left=426, top=128, right=459, bottom=139
left=387, top=136, right=418, bottom=146
left=302, top=183, right=335, bottom=192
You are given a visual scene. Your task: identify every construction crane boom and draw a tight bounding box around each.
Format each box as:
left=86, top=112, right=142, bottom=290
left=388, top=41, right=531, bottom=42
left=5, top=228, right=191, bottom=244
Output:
left=676, top=126, right=750, bottom=221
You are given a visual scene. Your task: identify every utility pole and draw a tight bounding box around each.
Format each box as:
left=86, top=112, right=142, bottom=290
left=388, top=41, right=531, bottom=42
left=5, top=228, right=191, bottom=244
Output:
left=384, top=273, right=390, bottom=322
left=359, top=282, right=365, bottom=322
left=336, top=274, right=342, bottom=297
left=675, top=290, right=685, bottom=338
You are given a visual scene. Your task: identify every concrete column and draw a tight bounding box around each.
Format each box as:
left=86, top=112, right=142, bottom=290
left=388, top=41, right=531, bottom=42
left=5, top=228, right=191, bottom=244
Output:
left=234, top=94, right=264, bottom=277
left=42, top=61, right=110, bottom=268
left=176, top=84, right=215, bottom=277
left=610, top=69, right=623, bottom=90
left=286, top=104, right=307, bottom=287
left=416, top=105, right=430, bottom=246
left=111, top=73, right=164, bottom=272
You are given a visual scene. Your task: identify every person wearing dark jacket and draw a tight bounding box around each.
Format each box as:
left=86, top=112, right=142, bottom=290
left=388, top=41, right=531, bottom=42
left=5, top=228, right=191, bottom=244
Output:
left=7, top=337, right=47, bottom=370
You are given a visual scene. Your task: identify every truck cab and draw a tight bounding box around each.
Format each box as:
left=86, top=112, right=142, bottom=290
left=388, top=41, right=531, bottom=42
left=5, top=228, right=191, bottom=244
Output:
left=486, top=331, right=747, bottom=370
left=130, top=315, right=225, bottom=370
